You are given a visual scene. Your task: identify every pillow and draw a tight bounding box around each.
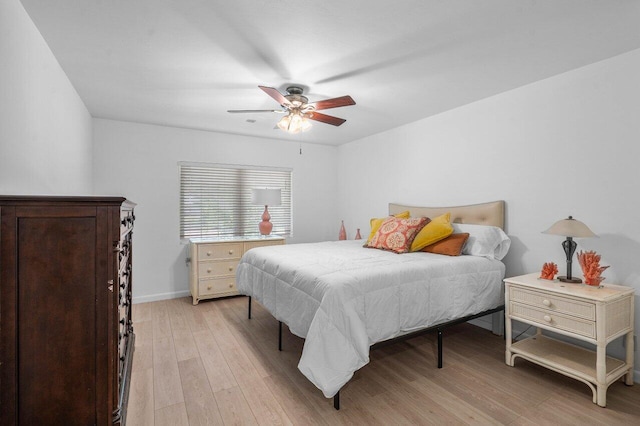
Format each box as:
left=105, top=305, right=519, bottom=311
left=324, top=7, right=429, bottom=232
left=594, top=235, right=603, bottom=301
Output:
left=410, top=212, right=453, bottom=252
left=367, top=216, right=429, bottom=253
left=451, top=223, right=511, bottom=260
left=366, top=210, right=410, bottom=244
left=422, top=233, right=470, bottom=256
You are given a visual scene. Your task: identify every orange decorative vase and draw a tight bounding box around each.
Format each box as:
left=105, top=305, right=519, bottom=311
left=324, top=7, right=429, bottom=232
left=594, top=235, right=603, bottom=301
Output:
left=339, top=220, right=347, bottom=240
left=354, top=228, right=362, bottom=240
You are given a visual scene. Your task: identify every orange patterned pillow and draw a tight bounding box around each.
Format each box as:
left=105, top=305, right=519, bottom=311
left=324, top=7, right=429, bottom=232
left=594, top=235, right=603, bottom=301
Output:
left=422, top=233, right=470, bottom=256
left=367, top=216, right=429, bottom=253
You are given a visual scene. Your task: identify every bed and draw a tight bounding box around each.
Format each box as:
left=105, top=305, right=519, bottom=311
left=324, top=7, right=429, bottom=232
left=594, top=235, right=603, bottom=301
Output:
left=236, top=200, right=510, bottom=408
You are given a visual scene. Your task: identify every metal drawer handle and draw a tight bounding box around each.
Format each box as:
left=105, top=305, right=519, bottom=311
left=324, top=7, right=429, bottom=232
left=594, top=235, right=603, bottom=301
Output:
left=542, top=299, right=551, bottom=307
left=543, top=315, right=552, bottom=323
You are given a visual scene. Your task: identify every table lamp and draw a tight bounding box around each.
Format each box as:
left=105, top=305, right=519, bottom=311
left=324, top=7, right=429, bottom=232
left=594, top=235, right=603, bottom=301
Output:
left=251, top=188, right=281, bottom=236
left=543, top=216, right=596, bottom=283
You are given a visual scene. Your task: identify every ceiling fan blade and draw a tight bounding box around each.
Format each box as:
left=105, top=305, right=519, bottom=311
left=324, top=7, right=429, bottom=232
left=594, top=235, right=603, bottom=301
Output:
left=310, top=95, right=356, bottom=111
left=227, top=109, right=285, bottom=113
left=259, top=86, right=291, bottom=107
left=307, top=112, right=346, bottom=126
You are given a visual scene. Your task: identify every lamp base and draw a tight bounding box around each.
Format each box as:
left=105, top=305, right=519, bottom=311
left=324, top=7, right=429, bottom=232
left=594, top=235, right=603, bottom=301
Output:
left=558, top=276, right=582, bottom=284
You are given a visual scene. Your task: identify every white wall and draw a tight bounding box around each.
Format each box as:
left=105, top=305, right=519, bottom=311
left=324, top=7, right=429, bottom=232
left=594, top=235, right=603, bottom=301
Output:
left=338, top=48, right=640, bottom=379
left=93, top=119, right=339, bottom=302
left=0, top=0, right=92, bottom=195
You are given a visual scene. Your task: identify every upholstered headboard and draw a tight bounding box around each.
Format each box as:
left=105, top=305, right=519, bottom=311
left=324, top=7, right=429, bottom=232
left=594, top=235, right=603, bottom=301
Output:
left=389, top=200, right=505, bottom=230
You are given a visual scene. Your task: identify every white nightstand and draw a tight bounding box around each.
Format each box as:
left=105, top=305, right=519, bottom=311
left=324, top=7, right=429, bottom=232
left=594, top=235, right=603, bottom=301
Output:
left=504, top=273, right=635, bottom=407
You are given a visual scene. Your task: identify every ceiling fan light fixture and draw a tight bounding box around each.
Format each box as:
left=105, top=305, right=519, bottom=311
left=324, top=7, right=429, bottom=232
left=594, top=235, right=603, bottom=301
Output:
left=277, top=112, right=311, bottom=134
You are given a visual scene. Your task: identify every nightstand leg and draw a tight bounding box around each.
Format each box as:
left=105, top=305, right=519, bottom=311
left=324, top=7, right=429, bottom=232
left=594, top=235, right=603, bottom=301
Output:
left=596, top=343, right=607, bottom=407
left=625, top=331, right=634, bottom=385
left=505, top=313, right=513, bottom=366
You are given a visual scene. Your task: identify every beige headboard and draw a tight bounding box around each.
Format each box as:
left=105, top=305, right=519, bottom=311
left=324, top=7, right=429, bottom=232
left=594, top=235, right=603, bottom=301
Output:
left=389, top=200, right=505, bottom=230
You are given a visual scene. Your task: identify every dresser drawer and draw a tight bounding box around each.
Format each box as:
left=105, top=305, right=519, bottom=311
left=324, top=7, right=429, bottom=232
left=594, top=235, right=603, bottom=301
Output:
left=199, top=260, right=239, bottom=278
left=245, top=239, right=285, bottom=252
left=199, top=277, right=237, bottom=296
left=510, top=286, right=595, bottom=321
left=510, top=301, right=596, bottom=338
left=197, top=243, right=243, bottom=261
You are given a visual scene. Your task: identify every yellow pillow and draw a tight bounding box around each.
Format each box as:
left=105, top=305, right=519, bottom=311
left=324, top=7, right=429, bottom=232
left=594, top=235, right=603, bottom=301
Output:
left=366, top=210, right=410, bottom=244
left=410, top=212, right=453, bottom=252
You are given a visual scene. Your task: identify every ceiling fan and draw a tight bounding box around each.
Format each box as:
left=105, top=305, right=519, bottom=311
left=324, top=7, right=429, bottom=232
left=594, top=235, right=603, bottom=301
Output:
left=228, top=86, right=356, bottom=134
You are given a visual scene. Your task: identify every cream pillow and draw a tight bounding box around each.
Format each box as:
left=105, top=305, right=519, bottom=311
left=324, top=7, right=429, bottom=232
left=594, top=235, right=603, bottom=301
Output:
left=410, top=212, right=453, bottom=252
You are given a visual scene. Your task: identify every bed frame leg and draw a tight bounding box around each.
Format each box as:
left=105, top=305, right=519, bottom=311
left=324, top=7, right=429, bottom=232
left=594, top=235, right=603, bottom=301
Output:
left=248, top=296, right=252, bottom=319
left=278, top=321, right=282, bottom=351
left=334, top=391, right=340, bottom=410
left=437, top=328, right=443, bottom=368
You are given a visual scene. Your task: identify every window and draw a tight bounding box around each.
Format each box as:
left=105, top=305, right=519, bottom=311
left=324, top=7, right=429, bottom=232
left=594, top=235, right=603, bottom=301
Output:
left=179, top=162, right=292, bottom=240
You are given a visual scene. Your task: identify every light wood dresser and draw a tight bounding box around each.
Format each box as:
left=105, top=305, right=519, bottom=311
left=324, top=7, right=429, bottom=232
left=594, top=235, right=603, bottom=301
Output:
left=189, top=236, right=284, bottom=304
left=505, top=273, right=634, bottom=407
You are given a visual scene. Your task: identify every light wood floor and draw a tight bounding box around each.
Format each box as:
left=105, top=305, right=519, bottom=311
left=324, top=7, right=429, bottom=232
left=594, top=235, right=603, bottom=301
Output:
left=128, top=296, right=640, bottom=425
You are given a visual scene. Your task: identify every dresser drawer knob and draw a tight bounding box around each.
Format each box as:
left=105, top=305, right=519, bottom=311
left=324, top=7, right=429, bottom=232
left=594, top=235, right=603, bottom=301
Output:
left=228, top=266, right=233, bottom=272
left=543, top=315, right=552, bottom=323
left=206, top=251, right=212, bottom=256
left=228, top=284, right=233, bottom=288
left=207, top=285, right=212, bottom=290
left=228, top=250, right=234, bottom=255
left=543, top=299, right=551, bottom=307
left=207, top=268, right=212, bottom=273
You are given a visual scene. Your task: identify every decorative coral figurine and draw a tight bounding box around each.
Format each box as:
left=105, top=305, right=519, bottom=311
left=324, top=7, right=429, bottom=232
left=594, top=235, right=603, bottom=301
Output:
left=539, top=262, right=558, bottom=280
left=577, top=250, right=609, bottom=286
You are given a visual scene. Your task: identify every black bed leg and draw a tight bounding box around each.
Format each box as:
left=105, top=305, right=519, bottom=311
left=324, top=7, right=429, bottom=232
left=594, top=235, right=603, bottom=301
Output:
left=334, top=391, right=340, bottom=410
left=248, top=296, right=252, bottom=319
left=437, top=328, right=443, bottom=368
left=278, top=321, right=282, bottom=351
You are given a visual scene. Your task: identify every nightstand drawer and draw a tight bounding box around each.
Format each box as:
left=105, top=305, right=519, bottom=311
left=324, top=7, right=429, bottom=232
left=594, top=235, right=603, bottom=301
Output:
left=199, top=260, right=239, bottom=278
left=510, top=301, right=596, bottom=338
left=199, top=277, right=237, bottom=296
left=197, top=243, right=243, bottom=261
left=510, top=286, right=595, bottom=321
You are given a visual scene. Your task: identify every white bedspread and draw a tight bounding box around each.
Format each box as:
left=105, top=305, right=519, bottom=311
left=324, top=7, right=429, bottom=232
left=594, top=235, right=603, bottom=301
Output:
left=236, top=240, right=505, bottom=398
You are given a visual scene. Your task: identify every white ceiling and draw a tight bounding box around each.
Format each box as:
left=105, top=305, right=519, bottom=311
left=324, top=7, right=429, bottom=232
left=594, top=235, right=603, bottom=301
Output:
left=20, top=0, right=640, bottom=146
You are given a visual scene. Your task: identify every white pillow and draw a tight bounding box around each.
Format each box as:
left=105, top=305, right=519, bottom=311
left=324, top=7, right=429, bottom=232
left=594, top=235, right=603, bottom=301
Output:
left=452, top=223, right=511, bottom=260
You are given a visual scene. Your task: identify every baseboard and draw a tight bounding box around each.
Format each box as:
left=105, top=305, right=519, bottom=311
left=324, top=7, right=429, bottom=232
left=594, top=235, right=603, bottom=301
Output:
left=133, top=290, right=191, bottom=304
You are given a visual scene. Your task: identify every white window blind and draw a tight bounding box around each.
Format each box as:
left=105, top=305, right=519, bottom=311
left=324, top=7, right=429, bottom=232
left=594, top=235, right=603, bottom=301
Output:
left=179, top=162, right=292, bottom=240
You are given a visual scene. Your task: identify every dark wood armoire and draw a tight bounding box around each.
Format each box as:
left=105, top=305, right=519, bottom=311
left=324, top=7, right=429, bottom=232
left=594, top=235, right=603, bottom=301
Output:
left=0, top=196, right=135, bottom=425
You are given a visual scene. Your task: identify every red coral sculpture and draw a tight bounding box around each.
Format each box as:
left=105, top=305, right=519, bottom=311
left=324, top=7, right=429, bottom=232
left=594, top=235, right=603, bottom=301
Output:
left=577, top=250, right=609, bottom=286
left=539, top=262, right=558, bottom=280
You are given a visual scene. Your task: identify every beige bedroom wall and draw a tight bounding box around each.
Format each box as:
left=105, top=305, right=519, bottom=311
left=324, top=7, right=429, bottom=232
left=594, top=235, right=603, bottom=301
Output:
left=337, top=48, right=640, bottom=380
left=0, top=0, right=93, bottom=195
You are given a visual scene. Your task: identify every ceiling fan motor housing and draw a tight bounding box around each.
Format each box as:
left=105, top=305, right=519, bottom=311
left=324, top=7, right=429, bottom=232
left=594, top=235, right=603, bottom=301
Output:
left=285, top=86, right=308, bottom=106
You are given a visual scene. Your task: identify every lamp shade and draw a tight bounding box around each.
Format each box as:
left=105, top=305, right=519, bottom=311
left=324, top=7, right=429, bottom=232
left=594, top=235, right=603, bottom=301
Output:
left=251, top=188, right=281, bottom=206
left=542, top=216, right=597, bottom=238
